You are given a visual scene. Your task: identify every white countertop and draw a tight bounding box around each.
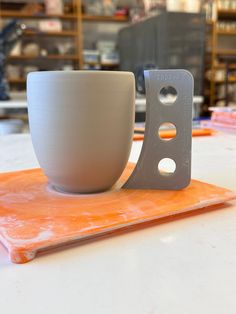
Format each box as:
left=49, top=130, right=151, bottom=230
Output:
left=0, top=96, right=203, bottom=119
left=0, top=132, right=236, bottom=314
left=0, top=96, right=203, bottom=109
left=0, top=99, right=28, bottom=109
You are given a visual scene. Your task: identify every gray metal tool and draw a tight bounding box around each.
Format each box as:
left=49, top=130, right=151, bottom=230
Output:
left=124, top=69, right=193, bottom=190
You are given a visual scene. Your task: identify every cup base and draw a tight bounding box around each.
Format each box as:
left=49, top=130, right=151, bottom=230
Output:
left=48, top=183, right=111, bottom=195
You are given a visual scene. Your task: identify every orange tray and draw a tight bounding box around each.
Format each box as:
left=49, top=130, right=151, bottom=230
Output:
left=0, top=163, right=235, bottom=264
left=133, top=128, right=216, bottom=141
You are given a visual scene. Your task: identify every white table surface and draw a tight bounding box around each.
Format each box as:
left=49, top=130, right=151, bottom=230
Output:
left=0, top=96, right=203, bottom=109
left=0, top=132, right=236, bottom=314
left=0, top=99, right=28, bottom=109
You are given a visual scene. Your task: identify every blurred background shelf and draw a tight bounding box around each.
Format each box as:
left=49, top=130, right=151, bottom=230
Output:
left=218, top=8, right=236, bottom=17
left=8, top=55, right=80, bottom=60
left=1, top=0, right=132, bottom=90
left=1, top=0, right=83, bottom=89
left=0, top=10, right=78, bottom=19
left=82, top=15, right=129, bottom=22
left=205, top=0, right=236, bottom=108
left=2, top=0, right=236, bottom=119
left=215, top=78, right=236, bottom=84
left=8, top=78, right=26, bottom=84
left=217, top=30, right=236, bottom=35
left=214, top=63, right=236, bottom=69
left=23, top=30, right=78, bottom=36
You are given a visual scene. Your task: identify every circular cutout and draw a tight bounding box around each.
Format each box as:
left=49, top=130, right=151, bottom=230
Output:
left=158, top=122, right=177, bottom=141
left=159, top=86, right=177, bottom=105
left=158, top=158, right=176, bottom=176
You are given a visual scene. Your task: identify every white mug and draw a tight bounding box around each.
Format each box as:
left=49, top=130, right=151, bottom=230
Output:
left=27, top=71, right=135, bottom=193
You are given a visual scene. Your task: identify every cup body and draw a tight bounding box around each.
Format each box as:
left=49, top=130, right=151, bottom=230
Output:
left=27, top=71, right=135, bottom=193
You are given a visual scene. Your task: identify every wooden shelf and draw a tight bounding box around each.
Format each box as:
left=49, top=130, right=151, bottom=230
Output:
left=8, top=55, right=79, bottom=60
left=82, top=15, right=129, bottom=22
left=8, top=78, right=26, bottom=84
left=23, top=30, right=77, bottom=37
left=206, top=77, right=236, bottom=84
left=207, top=20, right=214, bottom=26
left=216, top=49, right=236, bottom=56
left=0, top=10, right=77, bottom=19
left=214, top=63, right=236, bottom=69
left=0, top=10, right=129, bottom=22
left=1, top=1, right=83, bottom=93
left=2, top=3, right=128, bottom=93
left=218, top=8, right=236, bottom=18
left=84, top=61, right=119, bottom=67
left=215, top=78, right=236, bottom=84
left=217, top=30, right=236, bottom=36
left=101, top=62, right=119, bottom=67
left=205, top=7, right=236, bottom=106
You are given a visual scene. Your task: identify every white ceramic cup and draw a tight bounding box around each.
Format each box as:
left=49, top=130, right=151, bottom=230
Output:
left=27, top=71, right=135, bottom=193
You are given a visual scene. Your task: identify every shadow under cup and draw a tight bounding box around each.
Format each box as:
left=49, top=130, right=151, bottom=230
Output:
left=27, top=71, right=135, bottom=193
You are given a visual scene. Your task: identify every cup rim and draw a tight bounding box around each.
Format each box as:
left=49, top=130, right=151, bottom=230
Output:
left=27, top=70, right=134, bottom=80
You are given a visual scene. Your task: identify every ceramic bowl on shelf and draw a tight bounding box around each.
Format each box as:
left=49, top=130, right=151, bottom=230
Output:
left=0, top=119, right=24, bottom=135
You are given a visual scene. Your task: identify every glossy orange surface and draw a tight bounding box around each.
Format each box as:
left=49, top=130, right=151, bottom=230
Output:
left=133, top=128, right=216, bottom=141
left=133, top=134, right=145, bottom=141
left=0, top=163, right=235, bottom=264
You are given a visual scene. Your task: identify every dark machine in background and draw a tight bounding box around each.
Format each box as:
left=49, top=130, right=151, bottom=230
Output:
left=118, top=12, right=206, bottom=96
left=0, top=20, right=23, bottom=100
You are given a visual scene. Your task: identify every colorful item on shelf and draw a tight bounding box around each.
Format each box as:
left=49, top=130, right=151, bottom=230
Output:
left=9, top=42, right=21, bottom=57
left=0, top=20, right=23, bottom=100
left=0, top=119, right=24, bottom=135
left=44, top=0, right=63, bottom=15
left=6, top=65, right=21, bottom=80
left=23, top=66, right=39, bottom=77
left=166, top=0, right=201, bottom=12
left=218, top=0, right=236, bottom=10
left=114, top=7, right=129, bottom=17
left=1, top=0, right=82, bottom=75
left=100, top=51, right=119, bottom=65
left=85, top=0, right=117, bottom=16
left=203, top=108, right=236, bottom=131
left=20, top=3, right=44, bottom=15
left=83, top=49, right=100, bottom=63
left=22, top=42, right=40, bottom=57
left=103, top=0, right=117, bottom=16
left=38, top=19, right=62, bottom=32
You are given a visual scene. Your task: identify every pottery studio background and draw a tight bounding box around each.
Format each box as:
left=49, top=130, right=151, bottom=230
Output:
left=0, top=0, right=236, bottom=131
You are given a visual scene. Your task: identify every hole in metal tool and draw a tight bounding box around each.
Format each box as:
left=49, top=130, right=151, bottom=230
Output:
left=158, top=158, right=176, bottom=176
left=158, top=122, right=177, bottom=141
left=159, top=86, right=177, bottom=105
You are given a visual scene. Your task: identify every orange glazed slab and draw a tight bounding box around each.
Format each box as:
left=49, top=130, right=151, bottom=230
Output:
left=0, top=163, right=235, bottom=264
